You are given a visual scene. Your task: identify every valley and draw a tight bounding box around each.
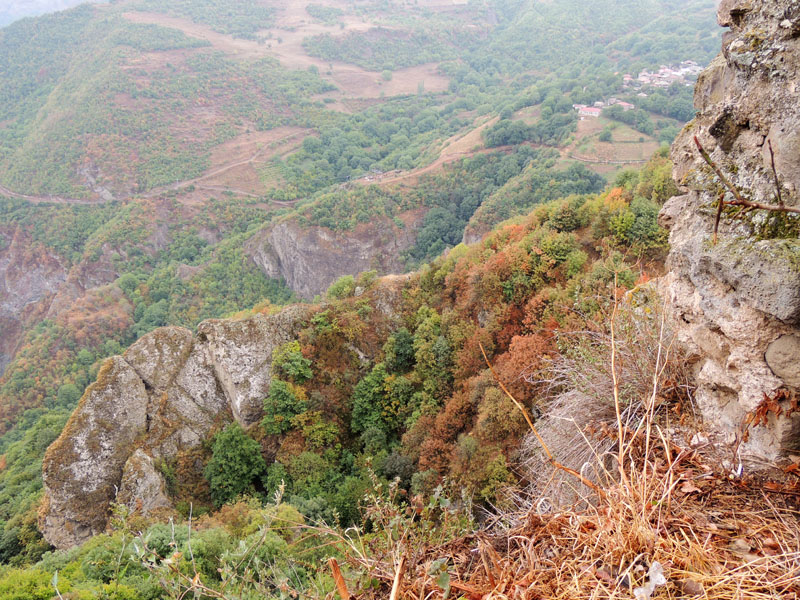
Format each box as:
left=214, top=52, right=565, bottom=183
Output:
left=8, top=2, right=795, bottom=598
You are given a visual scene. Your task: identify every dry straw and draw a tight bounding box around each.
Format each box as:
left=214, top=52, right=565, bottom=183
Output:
left=324, top=288, right=800, bottom=599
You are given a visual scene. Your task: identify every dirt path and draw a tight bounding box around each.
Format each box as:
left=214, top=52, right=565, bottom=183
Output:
left=0, top=184, right=107, bottom=205
left=358, top=116, right=499, bottom=186
left=143, top=127, right=308, bottom=199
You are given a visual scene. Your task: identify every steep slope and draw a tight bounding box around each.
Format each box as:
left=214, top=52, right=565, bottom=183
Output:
left=40, top=153, right=675, bottom=548
left=0, top=0, right=724, bottom=564
left=661, top=0, right=800, bottom=461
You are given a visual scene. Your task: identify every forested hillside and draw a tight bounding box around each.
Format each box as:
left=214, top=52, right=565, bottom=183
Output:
left=4, top=152, right=679, bottom=596
left=0, top=0, right=723, bottom=588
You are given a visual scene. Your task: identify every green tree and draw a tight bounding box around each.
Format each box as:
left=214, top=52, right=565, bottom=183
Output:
left=271, top=341, right=312, bottom=384
left=56, top=383, right=81, bottom=408
left=204, top=423, right=267, bottom=507
left=263, top=380, right=308, bottom=435
left=326, top=274, right=356, bottom=299
left=383, top=328, right=415, bottom=373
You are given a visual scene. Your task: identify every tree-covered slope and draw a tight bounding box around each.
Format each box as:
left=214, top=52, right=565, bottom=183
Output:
left=0, top=0, right=721, bottom=574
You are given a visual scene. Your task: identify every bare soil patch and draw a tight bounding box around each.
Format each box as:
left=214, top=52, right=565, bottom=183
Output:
left=123, top=12, right=272, bottom=60
left=122, top=7, right=449, bottom=99
left=146, top=126, right=310, bottom=201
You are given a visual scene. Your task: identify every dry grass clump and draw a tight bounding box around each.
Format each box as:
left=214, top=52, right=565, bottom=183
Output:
left=325, top=291, right=800, bottom=600
left=327, top=430, right=800, bottom=599
left=519, top=290, right=694, bottom=508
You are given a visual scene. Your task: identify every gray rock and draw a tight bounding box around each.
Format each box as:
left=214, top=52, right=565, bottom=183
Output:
left=40, top=357, right=149, bottom=549
left=117, top=450, right=171, bottom=516
left=41, top=305, right=312, bottom=548
left=662, top=0, right=800, bottom=462
left=246, top=215, right=424, bottom=300
left=199, top=304, right=310, bottom=425
left=717, top=0, right=752, bottom=27
left=704, top=239, right=800, bottom=325
left=124, top=326, right=194, bottom=391
left=766, top=334, right=800, bottom=387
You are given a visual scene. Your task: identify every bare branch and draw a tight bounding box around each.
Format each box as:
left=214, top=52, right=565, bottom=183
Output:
left=479, top=342, right=607, bottom=498
left=768, top=139, right=784, bottom=207
left=694, top=136, right=800, bottom=221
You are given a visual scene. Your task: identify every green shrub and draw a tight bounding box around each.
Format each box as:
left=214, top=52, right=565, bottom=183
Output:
left=263, top=380, right=308, bottom=435
left=271, top=341, right=313, bottom=384
left=326, top=275, right=356, bottom=299
left=204, top=424, right=267, bottom=507
left=0, top=568, right=57, bottom=600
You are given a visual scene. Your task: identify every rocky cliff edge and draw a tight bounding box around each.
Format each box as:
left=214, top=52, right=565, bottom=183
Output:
left=661, top=0, right=800, bottom=464
left=39, top=305, right=310, bottom=549
left=245, top=211, right=424, bottom=300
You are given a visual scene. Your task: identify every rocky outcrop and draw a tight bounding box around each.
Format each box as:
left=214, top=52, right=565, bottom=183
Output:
left=40, top=304, right=310, bottom=549
left=40, top=357, right=149, bottom=549
left=661, top=0, right=800, bottom=462
left=246, top=211, right=424, bottom=300
left=0, top=227, right=67, bottom=373
left=117, top=450, right=172, bottom=516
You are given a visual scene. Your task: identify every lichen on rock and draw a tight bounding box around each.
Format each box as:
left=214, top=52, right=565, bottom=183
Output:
left=40, top=304, right=310, bottom=549
left=661, top=0, right=800, bottom=463
left=40, top=357, right=149, bottom=549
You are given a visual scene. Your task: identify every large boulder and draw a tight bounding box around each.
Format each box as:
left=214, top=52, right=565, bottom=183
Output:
left=40, top=357, right=149, bottom=549
left=40, top=304, right=310, bottom=549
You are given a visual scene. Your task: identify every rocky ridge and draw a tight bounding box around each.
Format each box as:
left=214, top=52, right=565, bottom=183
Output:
left=661, top=0, right=800, bottom=462
left=40, top=305, right=310, bottom=549
left=0, top=227, right=67, bottom=374
left=246, top=212, right=424, bottom=300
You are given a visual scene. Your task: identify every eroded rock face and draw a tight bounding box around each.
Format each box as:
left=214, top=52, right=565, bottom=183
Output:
left=40, top=305, right=310, bottom=549
left=40, top=357, right=149, bottom=549
left=0, top=227, right=67, bottom=373
left=246, top=212, right=424, bottom=300
left=117, top=450, right=171, bottom=516
left=662, top=0, right=800, bottom=462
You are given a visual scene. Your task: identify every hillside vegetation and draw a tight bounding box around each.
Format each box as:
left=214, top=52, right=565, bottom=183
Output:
left=0, top=0, right=725, bottom=586
left=0, top=150, right=676, bottom=570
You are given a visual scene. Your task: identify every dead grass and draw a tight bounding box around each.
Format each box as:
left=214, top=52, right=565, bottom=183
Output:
left=321, top=290, right=800, bottom=600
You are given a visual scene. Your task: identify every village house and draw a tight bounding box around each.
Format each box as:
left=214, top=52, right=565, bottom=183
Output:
left=579, top=106, right=602, bottom=118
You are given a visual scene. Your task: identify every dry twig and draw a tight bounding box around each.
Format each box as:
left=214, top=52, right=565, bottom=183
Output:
left=693, top=136, right=800, bottom=242
left=479, top=342, right=607, bottom=499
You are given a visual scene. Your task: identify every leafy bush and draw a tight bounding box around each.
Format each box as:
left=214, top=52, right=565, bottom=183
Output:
left=204, top=423, right=267, bottom=507
left=326, top=275, right=356, bottom=300
left=262, top=380, right=308, bottom=435
left=0, top=569, right=57, bottom=600
left=271, top=341, right=313, bottom=384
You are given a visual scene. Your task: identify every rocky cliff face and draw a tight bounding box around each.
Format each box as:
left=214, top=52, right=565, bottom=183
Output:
left=661, top=0, right=800, bottom=463
left=40, top=305, right=310, bottom=549
left=246, top=211, right=424, bottom=300
left=0, top=227, right=67, bottom=374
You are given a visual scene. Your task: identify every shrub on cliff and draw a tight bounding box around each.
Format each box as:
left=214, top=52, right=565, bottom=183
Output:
left=204, top=424, right=267, bottom=508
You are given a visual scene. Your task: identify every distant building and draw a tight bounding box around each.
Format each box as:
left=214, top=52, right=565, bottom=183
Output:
left=617, top=101, right=635, bottom=111
left=579, top=107, right=602, bottom=118
left=593, top=101, right=605, bottom=108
